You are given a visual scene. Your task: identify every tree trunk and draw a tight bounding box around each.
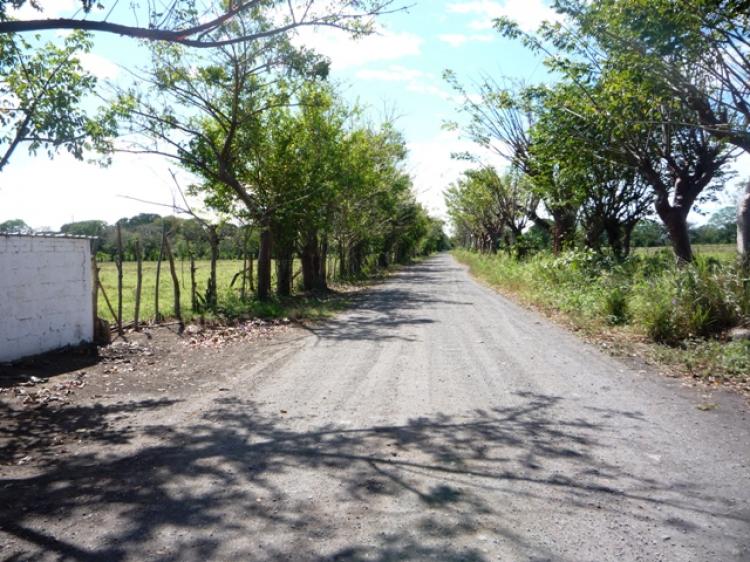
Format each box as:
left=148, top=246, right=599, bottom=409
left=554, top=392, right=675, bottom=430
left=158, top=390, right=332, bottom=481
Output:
left=206, top=227, right=219, bottom=310
left=257, top=224, right=272, bottom=301
left=275, top=244, right=293, bottom=298
left=301, top=230, right=327, bottom=291
left=738, top=180, right=750, bottom=268
left=318, top=239, right=328, bottom=291
left=654, top=182, right=697, bottom=264
left=338, top=240, right=347, bottom=279
left=604, top=221, right=625, bottom=260
left=551, top=209, right=577, bottom=255
left=348, top=241, right=365, bottom=277
left=657, top=204, right=693, bottom=263
left=378, top=252, right=389, bottom=269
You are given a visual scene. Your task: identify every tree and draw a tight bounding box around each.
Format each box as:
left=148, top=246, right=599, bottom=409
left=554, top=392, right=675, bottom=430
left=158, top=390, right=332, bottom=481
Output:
left=528, top=82, right=652, bottom=258
left=117, top=8, right=326, bottom=299
left=0, top=0, right=402, bottom=48
left=445, top=167, right=536, bottom=255
left=553, top=0, right=750, bottom=154
left=631, top=219, right=668, bottom=248
left=496, top=3, right=737, bottom=262
left=0, top=218, right=31, bottom=233
left=0, top=30, right=114, bottom=172
left=444, top=75, right=583, bottom=252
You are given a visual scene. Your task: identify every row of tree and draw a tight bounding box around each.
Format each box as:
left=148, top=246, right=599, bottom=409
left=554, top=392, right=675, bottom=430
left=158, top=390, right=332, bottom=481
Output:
left=446, top=0, right=749, bottom=263
left=1, top=1, right=447, bottom=303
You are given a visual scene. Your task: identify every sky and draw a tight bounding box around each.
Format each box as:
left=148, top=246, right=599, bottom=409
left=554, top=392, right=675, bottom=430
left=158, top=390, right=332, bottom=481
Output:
left=1, top=0, right=747, bottom=230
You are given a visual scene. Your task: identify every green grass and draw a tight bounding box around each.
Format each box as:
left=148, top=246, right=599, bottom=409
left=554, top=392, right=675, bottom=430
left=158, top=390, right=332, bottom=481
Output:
left=635, top=244, right=737, bottom=262
left=96, top=258, right=347, bottom=324
left=453, top=248, right=750, bottom=387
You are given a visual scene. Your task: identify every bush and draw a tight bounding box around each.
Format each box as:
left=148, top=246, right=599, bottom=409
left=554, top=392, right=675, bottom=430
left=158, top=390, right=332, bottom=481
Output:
left=455, top=248, right=747, bottom=345
left=603, top=286, right=630, bottom=325
left=454, top=248, right=749, bottom=383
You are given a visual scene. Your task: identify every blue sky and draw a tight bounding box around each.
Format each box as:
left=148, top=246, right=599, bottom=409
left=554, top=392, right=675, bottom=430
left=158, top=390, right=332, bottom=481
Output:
left=1, top=0, right=746, bottom=229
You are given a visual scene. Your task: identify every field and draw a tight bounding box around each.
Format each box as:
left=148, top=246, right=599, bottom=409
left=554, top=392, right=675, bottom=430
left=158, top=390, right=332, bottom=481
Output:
left=96, top=258, right=323, bottom=324
left=634, top=244, right=737, bottom=262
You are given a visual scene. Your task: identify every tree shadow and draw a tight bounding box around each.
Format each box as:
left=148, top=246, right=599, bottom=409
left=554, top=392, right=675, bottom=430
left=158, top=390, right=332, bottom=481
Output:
left=0, top=346, right=101, bottom=390
left=0, top=399, right=181, bottom=466
left=308, top=266, right=472, bottom=343
left=1, top=391, right=744, bottom=561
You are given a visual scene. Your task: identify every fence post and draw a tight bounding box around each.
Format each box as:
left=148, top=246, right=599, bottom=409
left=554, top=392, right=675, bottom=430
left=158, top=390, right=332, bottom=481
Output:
left=134, top=238, right=143, bottom=331
left=116, top=224, right=124, bottom=337
left=155, top=223, right=166, bottom=322
left=164, top=235, right=184, bottom=333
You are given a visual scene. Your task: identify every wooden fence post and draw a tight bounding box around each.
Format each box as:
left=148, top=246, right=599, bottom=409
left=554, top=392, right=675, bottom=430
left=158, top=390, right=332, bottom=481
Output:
left=134, top=238, right=143, bottom=331
left=190, top=253, right=197, bottom=313
left=116, top=224, right=123, bottom=336
left=155, top=223, right=166, bottom=322
left=164, top=235, right=184, bottom=333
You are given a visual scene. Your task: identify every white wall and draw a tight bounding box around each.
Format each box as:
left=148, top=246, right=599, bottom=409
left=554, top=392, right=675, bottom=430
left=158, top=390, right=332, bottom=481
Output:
left=0, top=235, right=93, bottom=363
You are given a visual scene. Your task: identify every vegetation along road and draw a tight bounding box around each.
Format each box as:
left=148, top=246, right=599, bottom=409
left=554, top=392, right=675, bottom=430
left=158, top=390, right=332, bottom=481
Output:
left=2, top=254, right=748, bottom=561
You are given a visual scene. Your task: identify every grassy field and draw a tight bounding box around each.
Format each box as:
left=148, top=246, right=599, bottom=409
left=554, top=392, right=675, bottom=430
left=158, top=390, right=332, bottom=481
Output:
left=635, top=244, right=737, bottom=262
left=96, top=258, right=343, bottom=324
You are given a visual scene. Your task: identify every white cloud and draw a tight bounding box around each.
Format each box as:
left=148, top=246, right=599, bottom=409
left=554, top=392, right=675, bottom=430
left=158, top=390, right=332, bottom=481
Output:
left=8, top=0, right=78, bottom=19
left=295, top=27, right=423, bottom=70
left=408, top=130, right=508, bottom=220
left=355, top=65, right=453, bottom=101
left=447, top=0, right=559, bottom=33
left=438, top=33, right=494, bottom=48
left=78, top=52, right=120, bottom=80
left=356, top=66, right=428, bottom=82
left=0, top=152, right=201, bottom=230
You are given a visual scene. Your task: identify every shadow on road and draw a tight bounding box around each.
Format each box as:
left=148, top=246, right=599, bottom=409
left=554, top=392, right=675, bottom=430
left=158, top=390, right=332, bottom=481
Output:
left=308, top=262, right=472, bottom=343
left=0, top=398, right=181, bottom=466
left=1, top=391, right=741, bottom=561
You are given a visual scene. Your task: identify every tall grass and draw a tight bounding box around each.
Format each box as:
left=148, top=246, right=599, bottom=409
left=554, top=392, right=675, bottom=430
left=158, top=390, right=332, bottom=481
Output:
left=454, top=248, right=750, bottom=382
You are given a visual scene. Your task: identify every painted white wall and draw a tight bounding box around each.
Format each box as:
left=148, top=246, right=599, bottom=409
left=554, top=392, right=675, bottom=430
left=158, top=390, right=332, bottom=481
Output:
left=0, top=236, right=93, bottom=362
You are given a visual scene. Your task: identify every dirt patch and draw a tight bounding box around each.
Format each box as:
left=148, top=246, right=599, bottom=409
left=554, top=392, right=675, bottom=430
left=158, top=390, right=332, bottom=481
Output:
left=0, top=320, right=301, bottom=467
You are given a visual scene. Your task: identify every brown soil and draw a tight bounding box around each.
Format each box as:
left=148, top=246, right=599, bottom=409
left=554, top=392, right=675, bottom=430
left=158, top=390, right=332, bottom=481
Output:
left=0, top=320, right=301, bottom=468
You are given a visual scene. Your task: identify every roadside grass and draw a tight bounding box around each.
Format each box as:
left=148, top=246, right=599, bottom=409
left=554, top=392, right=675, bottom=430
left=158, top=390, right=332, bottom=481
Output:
left=453, top=249, right=750, bottom=390
left=97, top=258, right=352, bottom=325
left=635, top=244, right=737, bottom=263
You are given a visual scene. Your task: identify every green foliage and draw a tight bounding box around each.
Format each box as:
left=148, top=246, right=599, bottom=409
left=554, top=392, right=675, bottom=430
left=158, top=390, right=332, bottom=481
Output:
left=455, top=247, right=749, bottom=381
left=603, top=286, right=630, bottom=325
left=632, top=258, right=741, bottom=343
left=455, top=248, right=747, bottom=342
left=0, top=218, right=31, bottom=233
left=0, top=30, right=115, bottom=171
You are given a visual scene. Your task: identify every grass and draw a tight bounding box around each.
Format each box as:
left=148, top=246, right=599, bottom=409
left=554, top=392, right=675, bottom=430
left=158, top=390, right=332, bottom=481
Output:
left=635, top=244, right=737, bottom=262
left=453, top=248, right=750, bottom=390
left=96, top=258, right=349, bottom=325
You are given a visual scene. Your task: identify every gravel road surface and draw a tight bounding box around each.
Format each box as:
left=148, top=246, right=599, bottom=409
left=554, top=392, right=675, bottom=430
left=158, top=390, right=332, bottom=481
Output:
left=2, top=254, right=749, bottom=561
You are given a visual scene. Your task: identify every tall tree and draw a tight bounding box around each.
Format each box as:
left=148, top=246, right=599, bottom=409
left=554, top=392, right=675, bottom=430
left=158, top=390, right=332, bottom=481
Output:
left=0, top=0, right=402, bottom=48
left=0, top=30, right=114, bottom=172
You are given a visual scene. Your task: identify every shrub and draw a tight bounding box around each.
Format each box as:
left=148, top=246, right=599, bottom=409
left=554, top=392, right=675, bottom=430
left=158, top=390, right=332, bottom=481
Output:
left=603, top=286, right=630, bottom=325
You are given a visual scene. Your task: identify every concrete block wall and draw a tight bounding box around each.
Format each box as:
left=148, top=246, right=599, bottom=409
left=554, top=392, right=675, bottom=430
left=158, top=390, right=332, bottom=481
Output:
left=0, top=235, right=94, bottom=362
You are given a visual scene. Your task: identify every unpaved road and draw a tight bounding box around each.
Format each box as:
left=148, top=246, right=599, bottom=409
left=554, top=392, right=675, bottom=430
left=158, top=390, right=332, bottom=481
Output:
left=2, top=254, right=749, bottom=561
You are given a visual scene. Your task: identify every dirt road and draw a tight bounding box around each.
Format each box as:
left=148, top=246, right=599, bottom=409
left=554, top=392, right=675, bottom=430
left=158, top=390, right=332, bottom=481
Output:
left=2, top=254, right=749, bottom=561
